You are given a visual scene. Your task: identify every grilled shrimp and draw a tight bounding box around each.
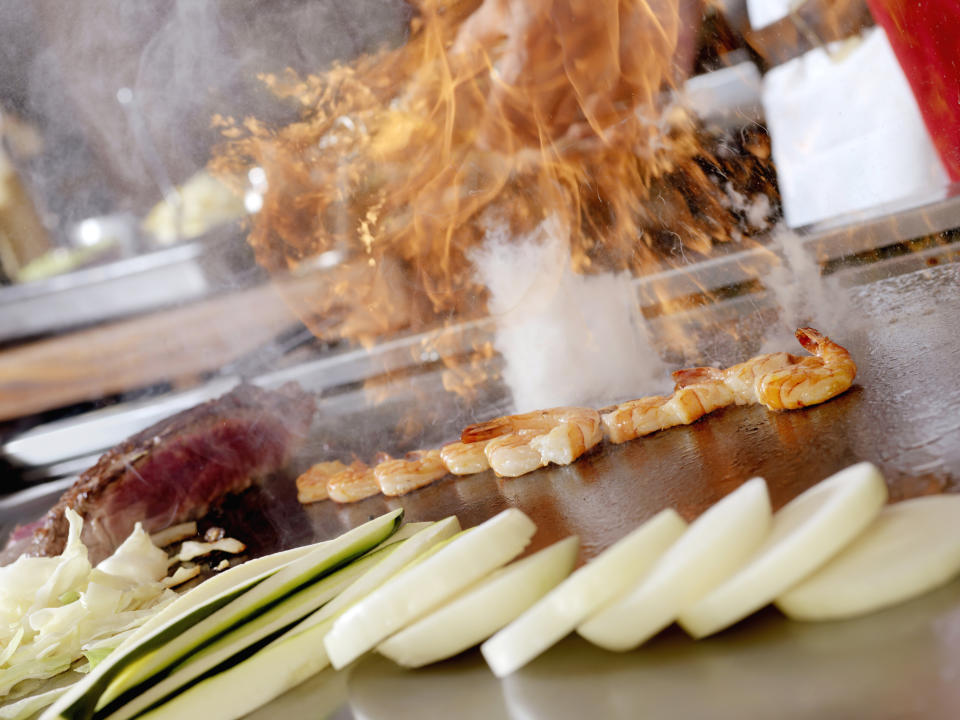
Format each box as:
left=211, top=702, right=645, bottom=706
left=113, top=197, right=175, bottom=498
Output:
left=484, top=431, right=544, bottom=477
left=601, top=395, right=671, bottom=444
left=461, top=407, right=603, bottom=478
left=530, top=417, right=605, bottom=465
left=301, top=328, right=855, bottom=497
left=757, top=327, right=856, bottom=410
left=374, top=449, right=448, bottom=496
left=440, top=441, right=491, bottom=475
left=296, top=460, right=348, bottom=504
left=675, top=352, right=799, bottom=406
left=674, top=327, right=856, bottom=411
left=603, top=327, right=856, bottom=443
left=327, top=460, right=382, bottom=503
left=600, top=382, right=735, bottom=444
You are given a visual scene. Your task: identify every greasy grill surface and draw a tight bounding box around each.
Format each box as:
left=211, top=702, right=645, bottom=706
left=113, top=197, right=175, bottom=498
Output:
left=224, top=261, right=960, bottom=564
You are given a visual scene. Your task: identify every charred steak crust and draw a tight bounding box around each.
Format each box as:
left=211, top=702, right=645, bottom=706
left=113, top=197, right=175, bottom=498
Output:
left=27, top=382, right=315, bottom=561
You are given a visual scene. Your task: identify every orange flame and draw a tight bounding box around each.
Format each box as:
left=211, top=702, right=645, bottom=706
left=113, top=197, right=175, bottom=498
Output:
left=211, top=0, right=777, bottom=357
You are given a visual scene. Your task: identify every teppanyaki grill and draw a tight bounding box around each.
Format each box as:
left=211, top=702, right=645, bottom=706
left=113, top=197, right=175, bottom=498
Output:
left=4, top=235, right=959, bottom=719
left=2, top=0, right=960, bottom=716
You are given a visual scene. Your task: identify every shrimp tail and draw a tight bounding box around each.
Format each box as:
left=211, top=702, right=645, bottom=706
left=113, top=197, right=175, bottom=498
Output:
left=672, top=366, right=723, bottom=388
left=795, top=326, right=826, bottom=354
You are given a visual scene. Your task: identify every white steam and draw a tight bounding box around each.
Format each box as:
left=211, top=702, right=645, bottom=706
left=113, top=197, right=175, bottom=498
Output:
left=473, top=215, right=664, bottom=413
left=759, top=225, right=854, bottom=353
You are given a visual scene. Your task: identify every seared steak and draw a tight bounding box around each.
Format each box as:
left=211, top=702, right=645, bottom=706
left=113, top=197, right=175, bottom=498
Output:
left=9, top=382, right=315, bottom=563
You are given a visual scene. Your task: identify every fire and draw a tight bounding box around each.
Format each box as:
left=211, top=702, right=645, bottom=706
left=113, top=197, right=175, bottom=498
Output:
left=209, top=0, right=779, bottom=356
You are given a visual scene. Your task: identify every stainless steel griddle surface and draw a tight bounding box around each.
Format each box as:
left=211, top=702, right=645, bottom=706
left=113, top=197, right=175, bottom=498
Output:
left=228, top=260, right=960, bottom=559
left=210, top=259, right=960, bottom=719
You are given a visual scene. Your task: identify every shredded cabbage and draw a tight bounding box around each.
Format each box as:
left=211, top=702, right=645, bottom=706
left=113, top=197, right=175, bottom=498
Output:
left=0, top=680, right=70, bottom=719
left=0, top=510, right=176, bottom=699
left=97, top=522, right=169, bottom=585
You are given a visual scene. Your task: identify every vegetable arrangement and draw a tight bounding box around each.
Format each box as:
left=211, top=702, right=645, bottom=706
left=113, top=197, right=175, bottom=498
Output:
left=5, top=461, right=957, bottom=720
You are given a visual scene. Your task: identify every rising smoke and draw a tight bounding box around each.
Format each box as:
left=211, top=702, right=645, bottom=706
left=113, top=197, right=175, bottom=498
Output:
left=473, top=214, right=666, bottom=413
left=759, top=225, right=854, bottom=354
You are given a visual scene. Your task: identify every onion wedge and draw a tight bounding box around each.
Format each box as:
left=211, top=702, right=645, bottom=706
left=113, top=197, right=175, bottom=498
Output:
left=324, top=508, right=536, bottom=670
left=379, top=536, right=579, bottom=668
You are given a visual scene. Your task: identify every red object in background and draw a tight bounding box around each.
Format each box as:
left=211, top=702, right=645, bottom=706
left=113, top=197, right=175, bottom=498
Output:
left=867, top=0, right=960, bottom=182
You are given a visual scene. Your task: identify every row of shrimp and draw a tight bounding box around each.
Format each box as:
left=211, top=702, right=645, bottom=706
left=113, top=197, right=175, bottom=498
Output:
left=296, top=327, right=857, bottom=505
left=295, top=406, right=603, bottom=504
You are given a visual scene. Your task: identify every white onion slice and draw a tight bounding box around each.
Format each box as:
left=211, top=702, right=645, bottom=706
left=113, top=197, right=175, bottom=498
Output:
left=481, top=508, right=687, bottom=677
left=324, top=508, right=536, bottom=670
left=679, top=462, right=888, bottom=638
left=578, top=477, right=771, bottom=651
left=379, top=536, right=579, bottom=668
left=777, top=493, right=960, bottom=621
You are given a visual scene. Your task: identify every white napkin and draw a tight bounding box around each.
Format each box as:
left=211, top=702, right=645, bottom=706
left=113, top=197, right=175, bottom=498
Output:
left=761, top=27, right=949, bottom=228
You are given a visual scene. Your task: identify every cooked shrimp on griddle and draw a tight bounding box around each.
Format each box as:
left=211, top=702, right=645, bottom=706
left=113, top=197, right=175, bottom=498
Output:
left=674, top=327, right=856, bottom=411
left=301, top=329, right=855, bottom=498
left=296, top=460, right=348, bottom=504
left=374, top=449, right=448, bottom=496
left=462, top=407, right=602, bottom=477
left=601, top=395, right=671, bottom=444
left=530, top=416, right=605, bottom=465
left=758, top=327, right=857, bottom=410
left=440, top=440, right=491, bottom=475
left=674, top=353, right=798, bottom=406
left=601, top=382, right=735, bottom=444
left=484, top=431, right=544, bottom=477
left=603, top=327, right=856, bottom=443
left=327, top=460, right=382, bottom=503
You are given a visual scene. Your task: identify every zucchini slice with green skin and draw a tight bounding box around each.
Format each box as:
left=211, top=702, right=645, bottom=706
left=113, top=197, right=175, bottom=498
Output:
left=102, top=545, right=396, bottom=720
left=42, top=509, right=403, bottom=720
left=325, top=508, right=537, bottom=670
left=43, top=568, right=270, bottom=720
left=102, top=540, right=329, bottom=663
left=380, top=535, right=580, bottom=668
left=98, top=508, right=402, bottom=713
left=42, top=544, right=324, bottom=720
left=296, top=517, right=461, bottom=634
left=380, top=521, right=434, bottom=544
left=134, top=616, right=339, bottom=720
left=131, top=519, right=462, bottom=720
